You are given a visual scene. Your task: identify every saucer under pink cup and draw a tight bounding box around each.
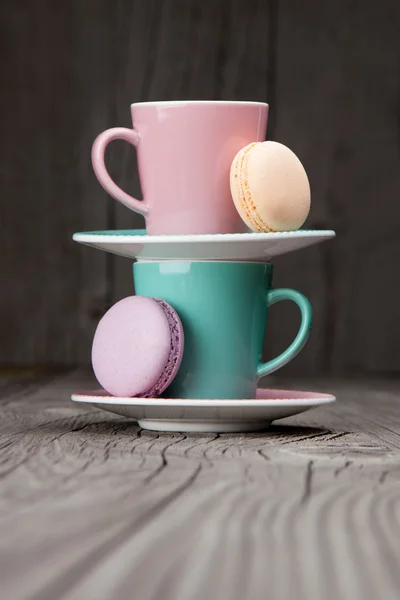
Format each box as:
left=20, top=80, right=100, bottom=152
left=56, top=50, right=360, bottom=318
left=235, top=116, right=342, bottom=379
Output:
left=91, top=101, right=268, bottom=235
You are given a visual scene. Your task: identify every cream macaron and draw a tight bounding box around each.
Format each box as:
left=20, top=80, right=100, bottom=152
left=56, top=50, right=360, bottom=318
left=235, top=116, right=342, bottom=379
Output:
left=230, top=141, right=311, bottom=232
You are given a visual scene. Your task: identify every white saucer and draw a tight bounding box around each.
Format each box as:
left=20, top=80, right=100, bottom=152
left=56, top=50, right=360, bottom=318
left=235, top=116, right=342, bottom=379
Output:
left=71, top=388, right=336, bottom=433
left=72, top=229, right=335, bottom=262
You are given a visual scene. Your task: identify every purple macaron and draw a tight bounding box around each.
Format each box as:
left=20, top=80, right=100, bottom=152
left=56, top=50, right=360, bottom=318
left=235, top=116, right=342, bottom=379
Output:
left=91, top=296, right=184, bottom=397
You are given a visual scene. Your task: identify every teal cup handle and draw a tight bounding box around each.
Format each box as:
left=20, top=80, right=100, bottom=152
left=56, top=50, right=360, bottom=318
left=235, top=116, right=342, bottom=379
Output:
left=257, top=288, right=312, bottom=379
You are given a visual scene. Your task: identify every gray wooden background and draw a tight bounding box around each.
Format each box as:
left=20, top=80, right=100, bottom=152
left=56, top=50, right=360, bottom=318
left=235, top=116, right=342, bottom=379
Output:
left=1, top=0, right=400, bottom=376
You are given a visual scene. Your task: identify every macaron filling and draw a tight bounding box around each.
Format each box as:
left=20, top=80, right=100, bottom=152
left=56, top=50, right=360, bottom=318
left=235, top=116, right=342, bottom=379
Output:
left=232, top=143, right=275, bottom=233
left=144, top=299, right=184, bottom=397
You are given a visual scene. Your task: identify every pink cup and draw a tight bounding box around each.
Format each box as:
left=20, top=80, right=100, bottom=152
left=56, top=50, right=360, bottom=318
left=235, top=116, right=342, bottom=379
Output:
left=92, top=101, right=268, bottom=235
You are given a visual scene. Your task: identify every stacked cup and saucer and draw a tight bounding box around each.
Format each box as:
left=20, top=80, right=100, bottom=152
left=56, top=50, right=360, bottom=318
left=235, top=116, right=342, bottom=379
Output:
left=72, top=101, right=336, bottom=433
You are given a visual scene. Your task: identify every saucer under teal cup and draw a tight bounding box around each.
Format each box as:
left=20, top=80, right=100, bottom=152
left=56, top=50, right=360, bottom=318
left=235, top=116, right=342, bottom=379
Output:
left=133, top=261, right=312, bottom=399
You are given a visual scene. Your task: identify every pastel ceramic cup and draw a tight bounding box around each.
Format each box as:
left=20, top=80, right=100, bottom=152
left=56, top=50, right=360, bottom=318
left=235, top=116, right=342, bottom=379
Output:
left=133, top=261, right=312, bottom=399
left=92, top=101, right=268, bottom=235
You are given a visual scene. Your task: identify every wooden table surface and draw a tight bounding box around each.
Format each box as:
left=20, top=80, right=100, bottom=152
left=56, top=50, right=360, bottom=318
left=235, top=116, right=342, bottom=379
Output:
left=1, top=372, right=400, bottom=600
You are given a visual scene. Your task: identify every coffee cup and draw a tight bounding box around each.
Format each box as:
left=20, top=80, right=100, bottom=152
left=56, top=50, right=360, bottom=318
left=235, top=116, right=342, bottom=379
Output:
left=92, top=101, right=268, bottom=235
left=133, top=261, right=312, bottom=399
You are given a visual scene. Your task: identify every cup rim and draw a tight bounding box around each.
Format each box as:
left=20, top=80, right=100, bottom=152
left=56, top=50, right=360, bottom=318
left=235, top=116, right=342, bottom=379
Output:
left=135, top=260, right=272, bottom=266
left=131, top=100, right=269, bottom=109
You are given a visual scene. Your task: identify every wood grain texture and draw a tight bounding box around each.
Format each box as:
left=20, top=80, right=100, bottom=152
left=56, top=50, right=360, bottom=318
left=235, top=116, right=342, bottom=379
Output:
left=75, top=0, right=117, bottom=363
left=323, top=0, right=400, bottom=373
left=267, top=0, right=343, bottom=376
left=2, top=0, right=400, bottom=373
left=1, top=373, right=400, bottom=599
left=269, top=0, right=400, bottom=376
left=107, top=0, right=271, bottom=302
left=0, top=0, right=83, bottom=364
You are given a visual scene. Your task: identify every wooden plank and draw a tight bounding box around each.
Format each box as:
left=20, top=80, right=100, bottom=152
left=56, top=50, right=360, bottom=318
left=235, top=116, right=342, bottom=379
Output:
left=108, top=0, right=271, bottom=302
left=0, top=0, right=83, bottom=365
left=107, top=0, right=160, bottom=303
left=270, top=0, right=400, bottom=376
left=267, top=0, right=340, bottom=376
left=323, top=1, right=400, bottom=373
left=2, top=0, right=400, bottom=374
left=75, top=0, right=129, bottom=360
left=0, top=0, right=273, bottom=365
left=0, top=374, right=400, bottom=599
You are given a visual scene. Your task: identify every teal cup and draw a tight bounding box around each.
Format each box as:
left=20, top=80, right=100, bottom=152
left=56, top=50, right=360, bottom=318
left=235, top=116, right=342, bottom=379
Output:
left=133, top=261, right=312, bottom=399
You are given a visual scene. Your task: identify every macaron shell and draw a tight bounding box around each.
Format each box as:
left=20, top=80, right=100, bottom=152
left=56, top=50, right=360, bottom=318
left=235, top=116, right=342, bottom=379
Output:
left=92, top=296, right=172, bottom=397
left=230, top=141, right=311, bottom=232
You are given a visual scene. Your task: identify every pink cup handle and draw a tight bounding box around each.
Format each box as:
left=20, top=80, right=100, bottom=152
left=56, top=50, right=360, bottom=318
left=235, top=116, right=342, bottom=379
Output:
left=91, top=127, right=149, bottom=216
